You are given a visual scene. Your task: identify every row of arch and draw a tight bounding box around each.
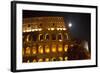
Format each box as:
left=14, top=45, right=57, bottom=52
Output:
left=23, top=44, right=68, bottom=56
left=24, top=33, right=69, bottom=42
left=23, top=56, right=68, bottom=63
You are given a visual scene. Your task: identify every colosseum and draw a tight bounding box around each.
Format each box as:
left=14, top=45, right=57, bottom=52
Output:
left=22, top=16, right=90, bottom=63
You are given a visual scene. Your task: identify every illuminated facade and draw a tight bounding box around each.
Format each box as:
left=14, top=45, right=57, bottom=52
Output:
left=22, top=16, right=89, bottom=63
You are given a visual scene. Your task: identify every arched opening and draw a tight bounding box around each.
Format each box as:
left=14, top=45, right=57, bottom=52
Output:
left=52, top=45, right=56, bottom=53
left=59, top=57, right=63, bottom=61
left=38, top=45, right=43, bottom=54
left=45, top=34, right=49, bottom=40
left=45, top=58, right=49, bottom=62
left=38, top=58, right=43, bottom=62
left=51, top=33, right=56, bottom=40
left=58, top=33, right=62, bottom=41
left=26, top=34, right=30, bottom=42
left=25, top=47, right=31, bottom=55
left=32, top=46, right=37, bottom=54
left=64, top=57, right=68, bottom=61
left=64, top=45, right=68, bottom=52
left=64, top=33, right=68, bottom=40
left=58, top=44, right=63, bottom=52
left=51, top=57, right=56, bottom=61
left=33, top=59, right=37, bottom=62
left=26, top=34, right=33, bottom=42
left=45, top=45, right=50, bottom=53
left=39, top=34, right=43, bottom=41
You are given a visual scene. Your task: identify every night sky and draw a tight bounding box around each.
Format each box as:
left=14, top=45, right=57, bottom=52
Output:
left=23, top=10, right=91, bottom=44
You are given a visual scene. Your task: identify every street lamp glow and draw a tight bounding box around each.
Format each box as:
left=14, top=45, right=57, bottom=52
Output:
left=68, top=23, right=72, bottom=27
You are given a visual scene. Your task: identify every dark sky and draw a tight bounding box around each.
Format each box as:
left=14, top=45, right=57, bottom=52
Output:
left=23, top=10, right=91, bottom=43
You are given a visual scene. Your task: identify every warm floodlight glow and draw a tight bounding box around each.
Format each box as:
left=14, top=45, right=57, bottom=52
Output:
left=26, top=47, right=30, bottom=55
left=45, top=47, right=50, bottom=53
left=68, top=22, right=72, bottom=27
left=63, top=28, right=66, bottom=30
left=33, top=59, right=36, bottom=62
left=38, top=46, right=43, bottom=54
left=59, top=57, right=63, bottom=61
left=38, top=28, right=42, bottom=31
left=64, top=45, right=68, bottom=52
left=38, top=59, right=43, bottom=62
left=58, top=47, right=63, bottom=52
left=64, top=57, right=68, bottom=60
left=52, top=45, right=56, bottom=53
left=51, top=28, right=54, bottom=30
left=48, top=28, right=50, bottom=30
left=32, top=47, right=37, bottom=54
left=45, top=58, right=49, bottom=62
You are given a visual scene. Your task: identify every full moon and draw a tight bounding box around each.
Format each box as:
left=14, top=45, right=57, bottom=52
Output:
left=68, top=23, right=72, bottom=27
